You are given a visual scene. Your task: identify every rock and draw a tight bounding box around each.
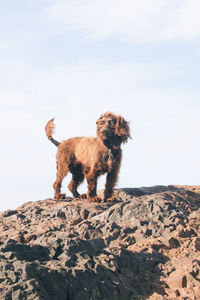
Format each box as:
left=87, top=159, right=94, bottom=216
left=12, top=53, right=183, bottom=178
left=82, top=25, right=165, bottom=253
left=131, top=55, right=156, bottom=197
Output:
left=166, top=272, right=186, bottom=289
left=0, top=185, right=200, bottom=299
left=168, top=237, right=180, bottom=249
left=193, top=237, right=200, bottom=251
left=2, top=210, right=18, bottom=217
left=178, top=226, right=197, bottom=238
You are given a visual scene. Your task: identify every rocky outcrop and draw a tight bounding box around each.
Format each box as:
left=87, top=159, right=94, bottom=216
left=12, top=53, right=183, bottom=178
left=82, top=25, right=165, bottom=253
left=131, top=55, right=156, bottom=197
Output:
left=0, top=185, right=200, bottom=299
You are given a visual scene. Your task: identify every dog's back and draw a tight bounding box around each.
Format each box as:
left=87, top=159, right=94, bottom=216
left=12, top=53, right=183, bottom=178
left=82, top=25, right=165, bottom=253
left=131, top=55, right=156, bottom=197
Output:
left=57, top=136, right=109, bottom=171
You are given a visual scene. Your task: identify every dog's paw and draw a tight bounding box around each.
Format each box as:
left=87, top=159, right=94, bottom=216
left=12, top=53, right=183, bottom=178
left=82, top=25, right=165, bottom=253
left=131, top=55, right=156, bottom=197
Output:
left=104, top=196, right=117, bottom=203
left=88, top=196, right=102, bottom=203
left=79, top=193, right=87, bottom=199
left=54, top=193, right=66, bottom=200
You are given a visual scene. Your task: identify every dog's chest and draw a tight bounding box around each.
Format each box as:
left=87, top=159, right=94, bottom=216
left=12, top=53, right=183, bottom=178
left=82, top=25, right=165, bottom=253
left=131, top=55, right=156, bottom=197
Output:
left=102, top=149, right=114, bottom=173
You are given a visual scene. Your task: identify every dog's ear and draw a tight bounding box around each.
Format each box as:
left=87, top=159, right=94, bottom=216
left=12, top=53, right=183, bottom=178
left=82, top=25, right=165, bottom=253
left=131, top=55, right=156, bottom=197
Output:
left=115, top=116, right=131, bottom=143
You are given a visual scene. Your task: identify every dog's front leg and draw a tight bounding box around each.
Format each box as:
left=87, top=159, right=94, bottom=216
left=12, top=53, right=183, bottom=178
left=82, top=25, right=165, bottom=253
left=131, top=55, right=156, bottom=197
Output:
left=86, top=171, right=101, bottom=202
left=103, top=168, right=119, bottom=202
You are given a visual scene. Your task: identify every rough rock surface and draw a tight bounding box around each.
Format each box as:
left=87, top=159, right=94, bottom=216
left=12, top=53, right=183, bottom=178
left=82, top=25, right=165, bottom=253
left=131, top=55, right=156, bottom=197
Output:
left=0, top=185, right=200, bottom=300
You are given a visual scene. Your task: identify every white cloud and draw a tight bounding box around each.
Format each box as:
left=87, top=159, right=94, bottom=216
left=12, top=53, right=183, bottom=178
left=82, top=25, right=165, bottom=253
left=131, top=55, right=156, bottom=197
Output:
left=47, top=0, right=200, bottom=43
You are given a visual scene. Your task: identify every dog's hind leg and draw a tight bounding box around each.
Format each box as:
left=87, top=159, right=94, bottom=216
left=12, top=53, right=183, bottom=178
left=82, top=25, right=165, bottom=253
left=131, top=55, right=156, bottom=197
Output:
left=68, top=164, right=84, bottom=198
left=53, top=160, right=69, bottom=200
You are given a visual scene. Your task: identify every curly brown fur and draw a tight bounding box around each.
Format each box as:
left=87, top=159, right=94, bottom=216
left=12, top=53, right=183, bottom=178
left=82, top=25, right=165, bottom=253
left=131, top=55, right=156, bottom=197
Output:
left=45, top=112, right=131, bottom=202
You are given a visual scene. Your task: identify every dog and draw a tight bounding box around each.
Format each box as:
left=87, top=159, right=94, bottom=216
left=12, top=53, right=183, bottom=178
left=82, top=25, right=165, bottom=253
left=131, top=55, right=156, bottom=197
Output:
left=45, top=112, right=131, bottom=202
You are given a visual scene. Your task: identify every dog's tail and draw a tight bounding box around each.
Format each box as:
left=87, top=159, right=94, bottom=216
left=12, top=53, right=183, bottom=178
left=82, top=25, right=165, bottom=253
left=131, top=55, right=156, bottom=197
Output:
left=45, top=118, right=60, bottom=147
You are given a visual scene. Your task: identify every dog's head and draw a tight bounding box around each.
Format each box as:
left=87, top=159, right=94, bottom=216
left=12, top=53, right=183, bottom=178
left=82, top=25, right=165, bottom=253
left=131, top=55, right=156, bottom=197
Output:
left=96, top=112, right=131, bottom=148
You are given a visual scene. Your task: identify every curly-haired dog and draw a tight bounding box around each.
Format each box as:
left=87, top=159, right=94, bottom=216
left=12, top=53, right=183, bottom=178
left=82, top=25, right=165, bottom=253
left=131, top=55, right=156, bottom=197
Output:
left=45, top=112, right=131, bottom=202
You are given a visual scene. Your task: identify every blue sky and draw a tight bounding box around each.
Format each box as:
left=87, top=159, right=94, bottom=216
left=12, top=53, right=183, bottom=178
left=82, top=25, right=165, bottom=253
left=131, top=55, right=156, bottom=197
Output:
left=1, top=0, right=200, bottom=211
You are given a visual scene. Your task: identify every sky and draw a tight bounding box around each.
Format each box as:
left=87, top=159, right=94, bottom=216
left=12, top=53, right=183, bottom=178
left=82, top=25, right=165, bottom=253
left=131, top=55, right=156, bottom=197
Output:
left=0, top=0, right=200, bottom=211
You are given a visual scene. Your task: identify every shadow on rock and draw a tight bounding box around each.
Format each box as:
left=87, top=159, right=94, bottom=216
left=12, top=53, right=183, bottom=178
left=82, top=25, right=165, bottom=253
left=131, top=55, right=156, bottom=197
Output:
left=1, top=237, right=169, bottom=300
left=116, top=185, right=188, bottom=198
left=1, top=239, right=50, bottom=261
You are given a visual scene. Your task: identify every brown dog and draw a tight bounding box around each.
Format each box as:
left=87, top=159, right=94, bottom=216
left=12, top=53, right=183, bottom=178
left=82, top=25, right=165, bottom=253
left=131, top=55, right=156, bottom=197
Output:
left=45, top=112, right=131, bottom=202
